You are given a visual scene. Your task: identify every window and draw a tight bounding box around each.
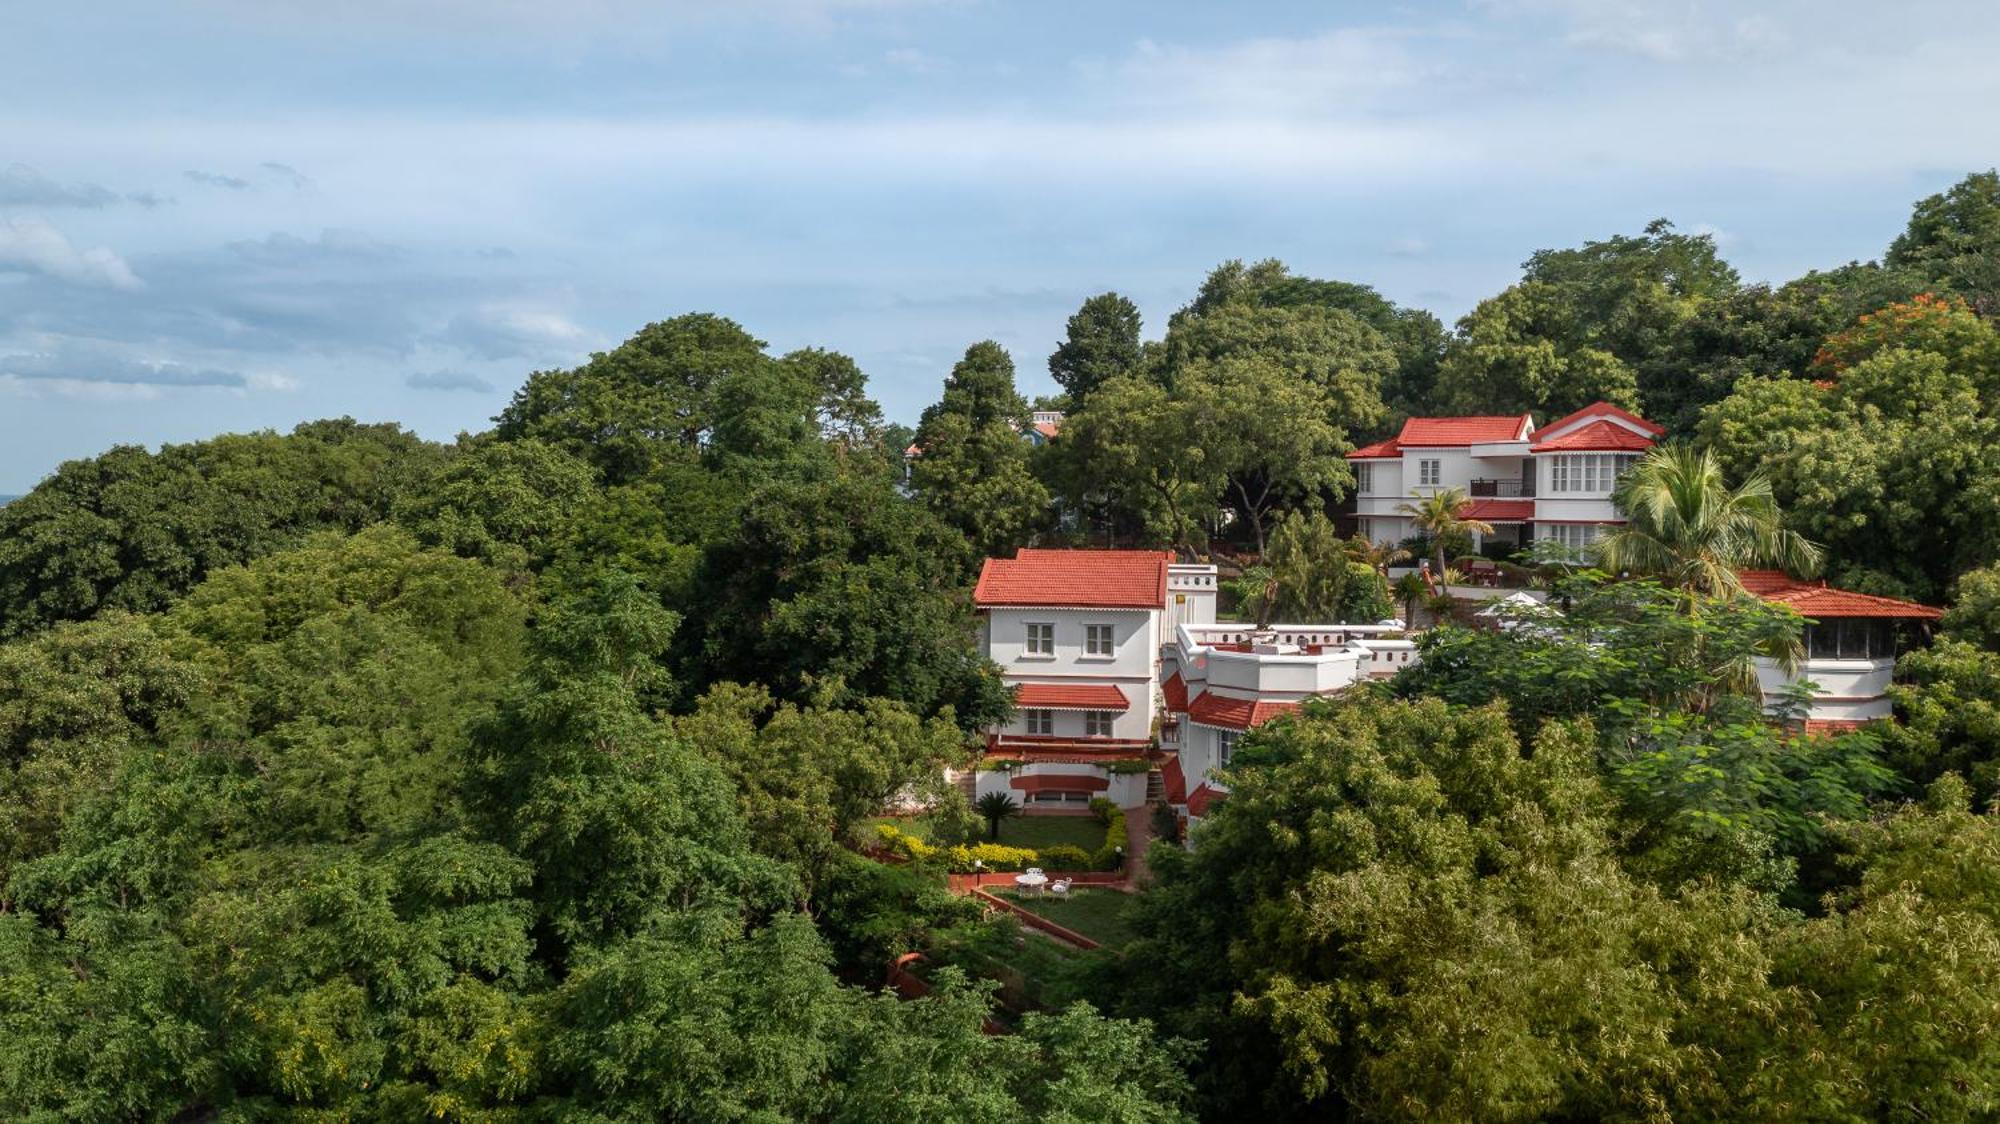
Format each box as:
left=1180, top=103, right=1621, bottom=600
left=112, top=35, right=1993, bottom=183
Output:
left=1356, top=462, right=1374, bottom=493
left=1024, top=708, right=1054, bottom=735
left=1548, top=453, right=1641, bottom=494
left=1539, top=523, right=1604, bottom=551
left=1806, top=619, right=1896, bottom=661
left=1085, top=711, right=1114, bottom=737
left=1085, top=623, right=1115, bottom=657
left=1024, top=622, right=1054, bottom=656
left=1030, top=790, right=1092, bottom=805
left=1418, top=459, right=1441, bottom=487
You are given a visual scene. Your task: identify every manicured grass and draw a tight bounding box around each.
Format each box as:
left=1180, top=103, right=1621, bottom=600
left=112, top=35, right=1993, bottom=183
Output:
left=998, top=886, right=1141, bottom=948
left=870, top=813, right=1108, bottom=854
left=985, top=814, right=1108, bottom=853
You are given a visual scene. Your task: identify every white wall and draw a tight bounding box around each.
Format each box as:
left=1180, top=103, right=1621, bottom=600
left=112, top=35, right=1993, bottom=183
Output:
left=973, top=762, right=1147, bottom=810
left=986, top=606, right=1156, bottom=680
left=995, top=700, right=1150, bottom=742
left=1755, top=656, right=1896, bottom=722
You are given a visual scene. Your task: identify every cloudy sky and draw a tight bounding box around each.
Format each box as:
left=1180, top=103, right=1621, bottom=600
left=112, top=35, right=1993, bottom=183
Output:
left=3, top=0, right=1996, bottom=491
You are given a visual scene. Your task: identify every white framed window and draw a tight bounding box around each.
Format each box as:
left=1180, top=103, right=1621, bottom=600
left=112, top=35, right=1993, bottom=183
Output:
left=1548, top=454, right=1641, bottom=494
left=1418, top=459, right=1441, bottom=487
left=1217, top=729, right=1242, bottom=767
left=1085, top=711, right=1114, bottom=737
left=1539, top=523, right=1605, bottom=551
left=1356, top=462, right=1374, bottom=493
left=1085, top=623, right=1114, bottom=657
left=1024, top=622, right=1054, bottom=656
left=1024, top=708, right=1054, bottom=735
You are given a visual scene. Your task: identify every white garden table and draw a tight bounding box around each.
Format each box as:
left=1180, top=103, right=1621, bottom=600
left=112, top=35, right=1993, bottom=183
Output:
left=1014, top=871, right=1049, bottom=896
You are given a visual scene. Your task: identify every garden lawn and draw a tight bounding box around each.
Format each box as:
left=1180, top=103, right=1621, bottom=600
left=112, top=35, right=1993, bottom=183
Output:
left=999, top=887, right=1141, bottom=948
left=872, top=813, right=1107, bottom=854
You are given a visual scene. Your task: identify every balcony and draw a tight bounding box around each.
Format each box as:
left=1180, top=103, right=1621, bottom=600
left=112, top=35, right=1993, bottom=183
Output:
left=1469, top=478, right=1535, bottom=498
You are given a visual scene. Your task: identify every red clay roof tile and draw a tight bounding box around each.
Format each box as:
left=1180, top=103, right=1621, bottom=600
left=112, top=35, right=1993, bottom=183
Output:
left=1186, top=783, right=1225, bottom=817
left=1738, top=570, right=1942, bottom=619
left=1529, top=419, right=1658, bottom=453
left=1396, top=414, right=1534, bottom=446
left=1459, top=498, right=1535, bottom=521
left=1531, top=401, right=1665, bottom=440
left=1160, top=755, right=1188, bottom=804
left=1187, top=693, right=1299, bottom=731
left=974, top=549, right=1171, bottom=609
left=1161, top=672, right=1188, bottom=713
left=1013, top=682, right=1131, bottom=711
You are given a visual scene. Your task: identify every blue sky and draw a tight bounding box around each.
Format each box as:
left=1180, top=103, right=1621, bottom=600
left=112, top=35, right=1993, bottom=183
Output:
left=3, top=0, right=1996, bottom=491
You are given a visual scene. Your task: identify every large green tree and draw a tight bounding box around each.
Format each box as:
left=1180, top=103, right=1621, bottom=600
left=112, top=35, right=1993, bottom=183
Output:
left=1049, top=292, right=1145, bottom=404
left=909, top=342, right=1051, bottom=557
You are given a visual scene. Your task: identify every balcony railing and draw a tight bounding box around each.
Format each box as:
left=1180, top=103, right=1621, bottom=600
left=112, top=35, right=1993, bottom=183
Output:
left=1469, top=478, right=1535, bottom=498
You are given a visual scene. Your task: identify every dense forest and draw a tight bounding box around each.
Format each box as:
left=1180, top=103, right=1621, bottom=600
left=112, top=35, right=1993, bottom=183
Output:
left=2, top=172, right=1999, bottom=1120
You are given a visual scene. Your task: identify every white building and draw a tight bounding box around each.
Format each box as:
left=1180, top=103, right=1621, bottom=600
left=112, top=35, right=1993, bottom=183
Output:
left=1350, top=401, right=1664, bottom=554
left=1739, top=570, right=1941, bottom=731
left=1159, top=622, right=1416, bottom=829
left=970, top=549, right=1216, bottom=810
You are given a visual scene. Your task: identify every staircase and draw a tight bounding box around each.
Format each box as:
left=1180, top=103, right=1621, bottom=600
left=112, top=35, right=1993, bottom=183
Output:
left=1144, top=768, right=1165, bottom=805
left=953, top=769, right=977, bottom=803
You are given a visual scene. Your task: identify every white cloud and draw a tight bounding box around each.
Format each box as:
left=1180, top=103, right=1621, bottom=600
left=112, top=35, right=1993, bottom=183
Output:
left=0, top=164, right=120, bottom=208
left=0, top=218, right=143, bottom=290
left=1093, top=28, right=1434, bottom=114
left=0, top=346, right=245, bottom=387
left=440, top=305, right=591, bottom=361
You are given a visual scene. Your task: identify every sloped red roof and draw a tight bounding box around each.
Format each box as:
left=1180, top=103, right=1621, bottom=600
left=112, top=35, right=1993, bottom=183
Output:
left=1013, top=682, right=1130, bottom=711
left=1009, top=773, right=1110, bottom=794
left=1396, top=414, right=1533, bottom=446
left=1187, top=693, right=1300, bottom=731
left=1186, top=783, right=1225, bottom=817
left=1460, top=498, right=1535, bottom=521
left=1531, top=401, right=1664, bottom=440
left=1346, top=437, right=1402, bottom=459
left=1738, top=571, right=1941, bottom=620
left=1161, top=672, right=1188, bottom=713
left=974, top=549, right=1170, bottom=609
left=1032, top=421, right=1061, bottom=439
left=1160, top=755, right=1188, bottom=805
left=1529, top=419, right=1658, bottom=453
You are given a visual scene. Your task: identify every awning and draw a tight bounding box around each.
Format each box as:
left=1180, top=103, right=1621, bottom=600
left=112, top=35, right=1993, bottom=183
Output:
left=1009, top=773, right=1111, bottom=794
left=1012, top=682, right=1131, bottom=711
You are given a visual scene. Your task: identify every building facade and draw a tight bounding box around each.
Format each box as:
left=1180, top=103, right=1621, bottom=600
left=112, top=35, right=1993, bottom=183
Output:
left=1739, top=570, right=1941, bottom=731
left=1350, top=401, right=1664, bottom=553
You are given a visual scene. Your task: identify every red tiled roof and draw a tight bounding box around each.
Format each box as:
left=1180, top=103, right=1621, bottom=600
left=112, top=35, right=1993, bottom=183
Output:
left=1346, top=437, right=1402, bottom=459
left=1459, top=498, right=1535, bottom=521
left=974, top=549, right=1171, bottom=609
left=1396, top=414, right=1534, bottom=446
left=1529, top=419, right=1658, bottom=453
left=1186, top=783, right=1225, bottom=817
left=1737, top=571, right=1942, bottom=620
left=1013, top=682, right=1130, bottom=711
left=1531, top=401, right=1665, bottom=440
left=1032, top=421, right=1061, bottom=439
left=1161, top=672, right=1188, bottom=713
left=1160, top=755, right=1188, bottom=804
left=1009, top=773, right=1110, bottom=794
left=1187, top=693, right=1300, bottom=731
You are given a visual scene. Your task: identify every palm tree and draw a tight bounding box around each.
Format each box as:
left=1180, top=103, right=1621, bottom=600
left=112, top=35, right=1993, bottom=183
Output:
left=975, top=791, right=1021, bottom=841
left=1393, top=571, right=1429, bottom=629
left=1595, top=444, right=1822, bottom=600
left=1395, top=487, right=1495, bottom=574
left=1227, top=564, right=1280, bottom=628
left=1345, top=534, right=1411, bottom=576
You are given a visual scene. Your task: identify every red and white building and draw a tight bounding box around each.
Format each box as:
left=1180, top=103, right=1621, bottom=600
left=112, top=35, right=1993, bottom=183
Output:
left=1158, top=621, right=1416, bottom=829
left=1349, top=401, right=1664, bottom=553
left=1740, top=570, right=1941, bottom=731
left=969, top=547, right=1419, bottom=825
left=971, top=549, right=1217, bottom=810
